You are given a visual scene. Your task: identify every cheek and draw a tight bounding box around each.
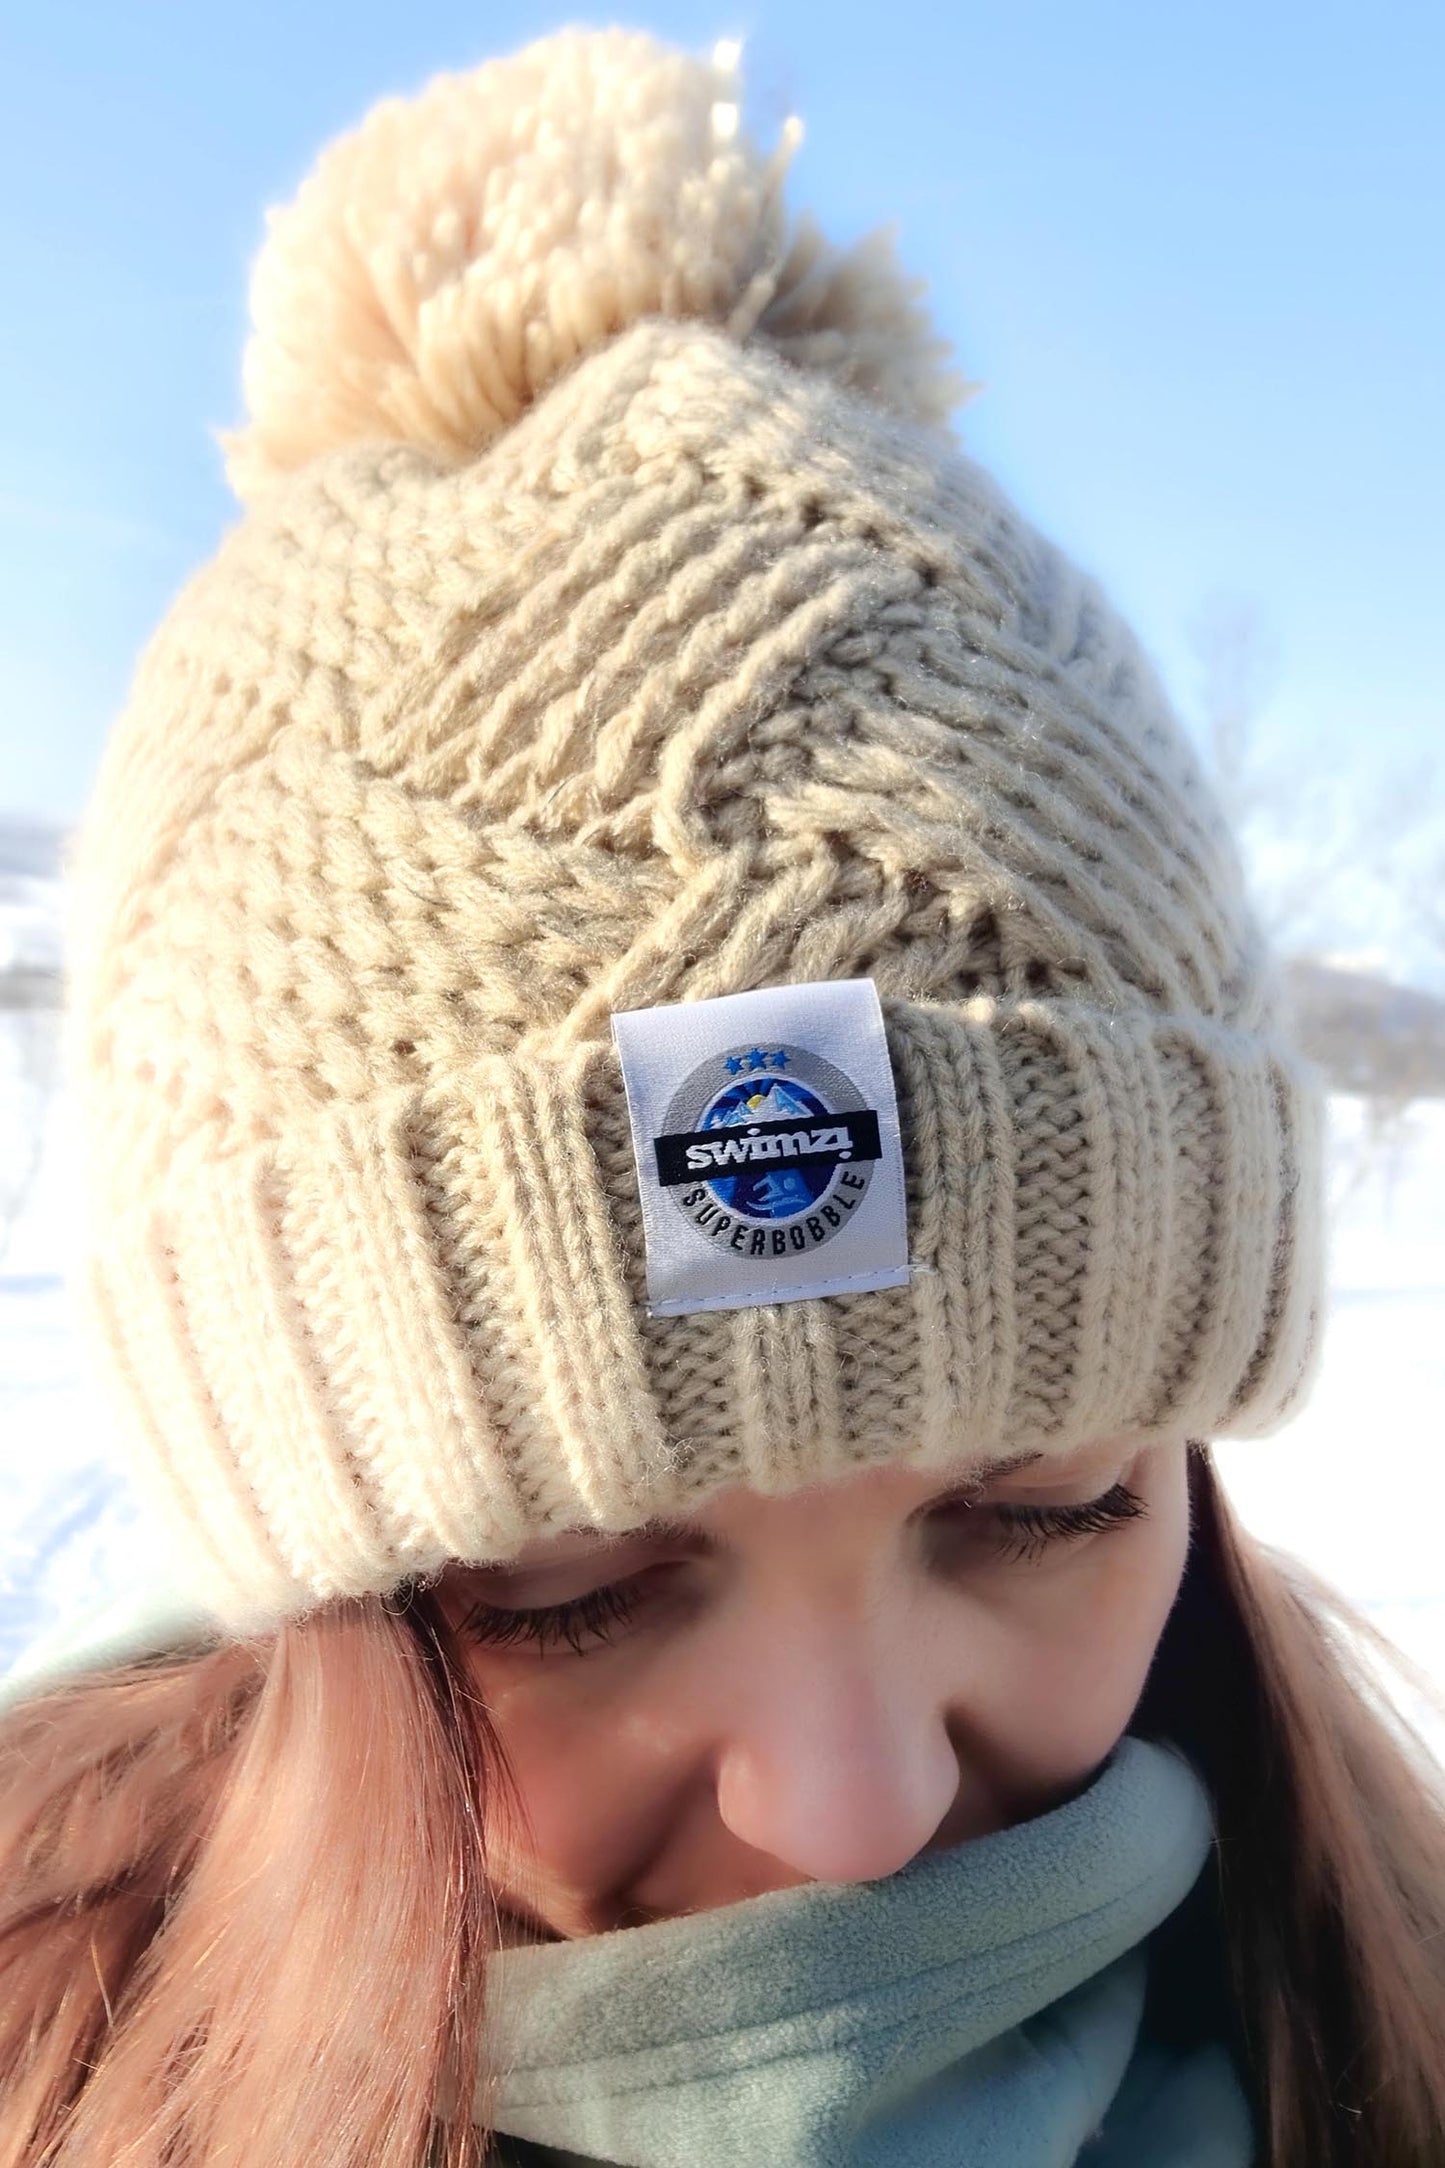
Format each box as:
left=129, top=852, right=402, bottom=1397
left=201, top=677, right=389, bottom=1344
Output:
left=468, top=1656, right=699, bottom=1902
left=962, top=1469, right=1192, bottom=1791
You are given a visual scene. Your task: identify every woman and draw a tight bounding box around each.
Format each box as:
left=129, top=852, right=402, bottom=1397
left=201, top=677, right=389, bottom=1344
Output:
left=2, top=26, right=1442, bottom=2167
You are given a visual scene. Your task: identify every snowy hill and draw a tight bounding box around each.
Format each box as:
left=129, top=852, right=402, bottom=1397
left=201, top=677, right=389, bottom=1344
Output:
left=1283, top=958, right=1445, bottom=1102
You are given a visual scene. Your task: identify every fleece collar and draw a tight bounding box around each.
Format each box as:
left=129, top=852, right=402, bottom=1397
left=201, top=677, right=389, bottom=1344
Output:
left=483, top=1735, right=1254, bottom=2167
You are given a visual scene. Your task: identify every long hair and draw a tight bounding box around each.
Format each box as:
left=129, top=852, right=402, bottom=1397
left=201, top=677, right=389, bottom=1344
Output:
left=1135, top=1448, right=1445, bottom=2161
left=1, top=1446, right=1442, bottom=2167
left=0, top=1594, right=503, bottom=2168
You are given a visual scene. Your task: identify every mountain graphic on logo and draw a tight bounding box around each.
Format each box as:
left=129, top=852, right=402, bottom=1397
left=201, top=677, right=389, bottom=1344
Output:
left=705, top=1078, right=822, bottom=1128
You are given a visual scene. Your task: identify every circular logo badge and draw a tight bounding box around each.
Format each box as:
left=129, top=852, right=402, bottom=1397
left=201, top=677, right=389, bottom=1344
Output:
left=655, top=1041, right=879, bottom=1261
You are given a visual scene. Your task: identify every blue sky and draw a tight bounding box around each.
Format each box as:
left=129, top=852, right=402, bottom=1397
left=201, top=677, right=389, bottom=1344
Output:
left=2, top=0, right=1440, bottom=849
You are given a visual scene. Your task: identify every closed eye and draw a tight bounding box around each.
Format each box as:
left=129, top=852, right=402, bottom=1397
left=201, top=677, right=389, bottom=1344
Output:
left=931, top=1481, right=1148, bottom=1566
left=456, top=1578, right=646, bottom=1655
left=454, top=1560, right=687, bottom=1656
left=453, top=1483, right=1150, bottom=1659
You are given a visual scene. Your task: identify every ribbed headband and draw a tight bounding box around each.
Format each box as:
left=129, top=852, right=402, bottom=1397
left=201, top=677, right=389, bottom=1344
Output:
left=66, top=28, right=1326, bottom=1631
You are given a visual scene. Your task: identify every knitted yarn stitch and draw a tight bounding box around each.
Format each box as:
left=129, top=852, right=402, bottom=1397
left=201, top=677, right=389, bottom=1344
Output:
left=67, top=28, right=1326, bottom=1630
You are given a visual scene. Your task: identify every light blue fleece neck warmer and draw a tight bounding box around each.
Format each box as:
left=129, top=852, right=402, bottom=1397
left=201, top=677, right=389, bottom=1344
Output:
left=483, top=1736, right=1254, bottom=2168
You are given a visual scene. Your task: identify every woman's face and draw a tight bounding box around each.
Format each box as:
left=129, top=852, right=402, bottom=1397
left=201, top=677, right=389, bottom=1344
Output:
left=437, top=1431, right=1192, bottom=1938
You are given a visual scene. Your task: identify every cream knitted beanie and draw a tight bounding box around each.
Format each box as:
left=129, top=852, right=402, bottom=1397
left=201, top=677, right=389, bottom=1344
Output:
left=67, top=27, right=1325, bottom=1632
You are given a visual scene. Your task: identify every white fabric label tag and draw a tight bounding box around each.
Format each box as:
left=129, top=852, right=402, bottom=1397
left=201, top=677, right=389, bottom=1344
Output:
left=611, top=978, right=911, bottom=1317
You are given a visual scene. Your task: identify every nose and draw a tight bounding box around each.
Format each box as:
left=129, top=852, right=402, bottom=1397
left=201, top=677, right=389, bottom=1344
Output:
left=711, top=1618, right=961, bottom=1885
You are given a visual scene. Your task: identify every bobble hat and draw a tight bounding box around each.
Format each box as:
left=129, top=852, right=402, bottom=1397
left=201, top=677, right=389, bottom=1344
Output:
left=67, top=26, right=1326, bottom=1632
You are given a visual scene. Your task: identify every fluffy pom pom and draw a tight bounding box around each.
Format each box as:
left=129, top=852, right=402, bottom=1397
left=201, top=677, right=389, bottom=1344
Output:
left=221, top=27, right=974, bottom=499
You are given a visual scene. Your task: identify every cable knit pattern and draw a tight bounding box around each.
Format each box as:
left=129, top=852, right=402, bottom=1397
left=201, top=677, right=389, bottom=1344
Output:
left=66, top=31, right=1325, bottom=1628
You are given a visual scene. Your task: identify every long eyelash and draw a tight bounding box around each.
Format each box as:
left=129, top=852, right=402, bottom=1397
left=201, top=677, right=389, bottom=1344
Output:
left=457, top=1483, right=1149, bottom=1652
left=992, top=1481, right=1148, bottom=1563
left=457, top=1581, right=642, bottom=1656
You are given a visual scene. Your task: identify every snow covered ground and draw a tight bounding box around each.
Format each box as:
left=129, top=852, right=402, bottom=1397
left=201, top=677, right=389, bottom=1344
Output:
left=2, top=1082, right=1443, bottom=1766
left=1212, top=1095, right=1445, bottom=1760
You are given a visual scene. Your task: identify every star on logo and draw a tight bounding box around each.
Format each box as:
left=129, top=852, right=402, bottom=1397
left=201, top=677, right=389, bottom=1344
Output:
left=725, top=1046, right=790, bottom=1076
